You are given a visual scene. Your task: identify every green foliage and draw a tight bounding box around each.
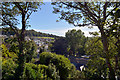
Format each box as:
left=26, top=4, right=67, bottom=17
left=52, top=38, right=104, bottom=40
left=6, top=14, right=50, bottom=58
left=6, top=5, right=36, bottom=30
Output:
left=4, top=37, right=19, bottom=54
left=51, top=37, right=68, bottom=55
left=1, top=2, right=43, bottom=28
left=23, top=63, right=49, bottom=79
left=85, top=37, right=106, bottom=79
left=83, top=68, right=106, bottom=80
left=66, top=29, right=87, bottom=56
left=9, top=42, right=19, bottom=54
left=51, top=29, right=87, bottom=57
left=2, top=37, right=38, bottom=63
left=25, top=29, right=59, bottom=38
left=39, top=52, right=76, bottom=80
left=30, top=58, right=36, bottom=63
left=23, top=63, right=60, bottom=80
left=52, top=2, right=120, bottom=79
left=0, top=57, right=1, bottom=80
left=24, top=40, right=38, bottom=62
left=48, top=43, right=53, bottom=52
left=108, top=9, right=120, bottom=78
left=85, top=37, right=118, bottom=79
left=1, top=44, right=10, bottom=58
left=2, top=59, right=60, bottom=80
left=5, top=37, right=38, bottom=62
left=0, top=28, right=59, bottom=38
left=52, top=2, right=120, bottom=28
left=1, top=2, right=45, bottom=79
left=48, top=63, right=60, bottom=80
left=68, top=64, right=85, bottom=80
left=1, top=44, right=18, bottom=59
left=2, top=58, right=18, bottom=80
left=1, top=27, right=15, bottom=36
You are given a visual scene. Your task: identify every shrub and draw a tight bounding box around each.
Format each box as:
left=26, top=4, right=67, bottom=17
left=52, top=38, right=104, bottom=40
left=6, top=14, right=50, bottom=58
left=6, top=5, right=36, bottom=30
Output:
left=23, top=63, right=49, bottom=79
left=48, top=63, right=60, bottom=80
left=2, top=58, right=18, bottom=80
left=23, top=63, right=60, bottom=80
left=39, top=52, right=76, bottom=80
left=1, top=44, right=18, bottom=59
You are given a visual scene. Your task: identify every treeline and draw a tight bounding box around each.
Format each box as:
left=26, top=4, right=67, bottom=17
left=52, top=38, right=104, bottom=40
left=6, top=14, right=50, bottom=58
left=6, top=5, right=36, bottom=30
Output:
left=0, top=28, right=59, bottom=38
left=50, top=29, right=88, bottom=57
left=25, top=29, right=59, bottom=38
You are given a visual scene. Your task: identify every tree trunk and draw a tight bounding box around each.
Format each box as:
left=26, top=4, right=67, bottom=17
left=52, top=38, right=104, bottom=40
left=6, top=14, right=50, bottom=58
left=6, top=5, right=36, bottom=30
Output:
left=14, top=12, right=26, bottom=79
left=15, top=41, right=25, bottom=79
left=100, top=27, right=116, bottom=80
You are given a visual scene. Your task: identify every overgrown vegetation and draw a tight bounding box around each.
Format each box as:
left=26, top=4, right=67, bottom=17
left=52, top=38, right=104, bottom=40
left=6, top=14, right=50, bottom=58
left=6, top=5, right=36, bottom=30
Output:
left=1, top=2, right=120, bottom=80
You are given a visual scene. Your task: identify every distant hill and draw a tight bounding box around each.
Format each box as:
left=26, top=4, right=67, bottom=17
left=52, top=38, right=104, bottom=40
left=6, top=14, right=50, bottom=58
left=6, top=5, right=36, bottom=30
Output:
left=25, top=29, right=59, bottom=38
left=0, top=28, right=60, bottom=38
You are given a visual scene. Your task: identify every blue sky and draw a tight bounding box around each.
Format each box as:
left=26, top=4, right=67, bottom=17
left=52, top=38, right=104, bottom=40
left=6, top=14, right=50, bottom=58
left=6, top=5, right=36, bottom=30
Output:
left=26, top=2, right=99, bottom=37
left=1, top=2, right=99, bottom=37
left=28, top=2, right=75, bottom=36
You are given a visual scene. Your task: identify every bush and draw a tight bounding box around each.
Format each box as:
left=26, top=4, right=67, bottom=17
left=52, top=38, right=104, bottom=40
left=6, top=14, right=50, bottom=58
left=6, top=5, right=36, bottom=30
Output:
left=68, top=69, right=85, bottom=80
left=1, top=44, right=18, bottom=59
left=23, top=63, right=49, bottom=79
left=39, top=52, right=76, bottom=80
left=2, top=61, right=59, bottom=80
left=2, top=58, right=18, bottom=80
left=48, top=63, right=60, bottom=80
left=23, top=63, right=60, bottom=80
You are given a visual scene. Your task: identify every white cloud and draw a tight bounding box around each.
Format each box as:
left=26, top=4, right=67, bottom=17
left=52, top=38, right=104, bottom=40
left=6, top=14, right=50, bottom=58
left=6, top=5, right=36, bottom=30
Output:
left=34, top=29, right=67, bottom=37
left=33, top=26, right=99, bottom=37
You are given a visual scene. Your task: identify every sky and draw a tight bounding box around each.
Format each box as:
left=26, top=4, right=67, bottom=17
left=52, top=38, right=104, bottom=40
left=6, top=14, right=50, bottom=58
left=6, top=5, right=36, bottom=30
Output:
left=2, top=2, right=99, bottom=37
left=28, top=2, right=74, bottom=36
left=26, top=2, right=99, bottom=37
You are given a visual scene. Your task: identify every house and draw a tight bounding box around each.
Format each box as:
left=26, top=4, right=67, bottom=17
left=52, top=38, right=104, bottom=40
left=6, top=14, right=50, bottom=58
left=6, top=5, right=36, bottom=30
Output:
left=68, top=56, right=89, bottom=70
left=31, top=37, right=54, bottom=53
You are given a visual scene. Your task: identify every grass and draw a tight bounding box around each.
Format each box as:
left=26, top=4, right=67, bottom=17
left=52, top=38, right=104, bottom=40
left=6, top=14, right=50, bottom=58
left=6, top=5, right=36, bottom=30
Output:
left=34, top=37, right=54, bottom=39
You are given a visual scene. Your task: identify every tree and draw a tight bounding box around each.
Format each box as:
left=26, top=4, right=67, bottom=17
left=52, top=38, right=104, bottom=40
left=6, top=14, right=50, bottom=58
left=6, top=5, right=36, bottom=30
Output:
left=51, top=37, right=68, bottom=55
left=65, top=29, right=86, bottom=56
left=108, top=9, right=120, bottom=78
left=85, top=37, right=117, bottom=79
left=52, top=2, right=120, bottom=80
left=1, top=2, right=43, bottom=79
left=1, top=44, right=18, bottom=79
left=24, top=40, right=38, bottom=63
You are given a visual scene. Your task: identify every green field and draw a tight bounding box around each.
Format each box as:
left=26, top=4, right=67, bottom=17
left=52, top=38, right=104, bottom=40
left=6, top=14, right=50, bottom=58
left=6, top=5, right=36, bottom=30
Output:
left=33, top=37, right=54, bottom=39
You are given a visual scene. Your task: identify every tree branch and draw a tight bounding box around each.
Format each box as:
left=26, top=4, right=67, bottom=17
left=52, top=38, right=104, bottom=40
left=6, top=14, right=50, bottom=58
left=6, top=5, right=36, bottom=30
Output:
left=61, top=2, right=98, bottom=24
left=14, top=2, right=24, bottom=14
left=83, top=2, right=98, bottom=23
left=75, top=23, right=91, bottom=27
left=25, top=11, right=32, bottom=21
left=0, top=17, right=19, bottom=37
left=106, top=3, right=120, bottom=18
left=103, top=2, right=108, bottom=24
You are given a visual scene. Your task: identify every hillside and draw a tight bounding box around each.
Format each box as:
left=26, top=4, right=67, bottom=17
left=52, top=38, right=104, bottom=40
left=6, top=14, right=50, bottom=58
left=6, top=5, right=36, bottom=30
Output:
left=0, top=28, right=60, bottom=38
